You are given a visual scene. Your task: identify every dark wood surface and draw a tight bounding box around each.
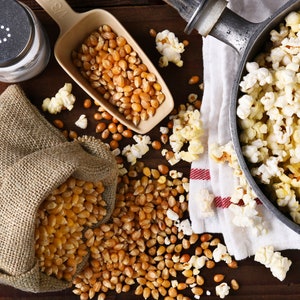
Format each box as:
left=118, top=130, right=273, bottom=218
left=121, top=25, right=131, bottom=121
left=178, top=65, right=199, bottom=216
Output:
left=0, top=1, right=299, bottom=300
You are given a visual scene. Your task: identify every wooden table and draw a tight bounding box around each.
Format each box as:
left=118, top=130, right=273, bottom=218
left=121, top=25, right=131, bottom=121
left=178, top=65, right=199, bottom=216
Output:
left=0, top=1, right=299, bottom=300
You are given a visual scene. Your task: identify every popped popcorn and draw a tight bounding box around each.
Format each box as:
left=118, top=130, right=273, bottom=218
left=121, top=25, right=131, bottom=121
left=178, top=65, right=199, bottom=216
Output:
left=212, top=243, right=232, bottom=264
left=121, top=134, right=151, bottom=165
left=168, top=104, right=204, bottom=164
left=210, top=142, right=267, bottom=235
left=166, top=208, right=193, bottom=235
left=155, top=29, right=185, bottom=67
left=236, top=10, right=300, bottom=224
left=195, top=188, right=215, bottom=218
left=74, top=114, right=88, bottom=129
left=215, top=282, right=230, bottom=299
left=42, top=83, right=76, bottom=114
left=254, top=245, right=292, bottom=281
left=166, top=208, right=180, bottom=221
left=184, top=255, right=208, bottom=271
left=176, top=218, right=193, bottom=235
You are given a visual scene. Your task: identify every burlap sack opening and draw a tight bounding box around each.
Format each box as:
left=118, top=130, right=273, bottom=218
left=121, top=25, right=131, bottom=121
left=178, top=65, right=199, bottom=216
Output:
left=0, top=85, right=118, bottom=292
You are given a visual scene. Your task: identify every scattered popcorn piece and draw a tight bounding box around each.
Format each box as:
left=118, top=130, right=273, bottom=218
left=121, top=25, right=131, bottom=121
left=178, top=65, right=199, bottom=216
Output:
left=195, top=188, right=215, bottom=218
left=121, top=134, right=151, bottom=165
left=212, top=243, right=232, bottom=264
left=166, top=208, right=180, bottom=221
left=192, top=255, right=208, bottom=269
left=254, top=245, right=292, bottom=281
left=166, top=207, right=193, bottom=235
left=182, top=255, right=208, bottom=272
left=182, top=181, right=189, bottom=193
left=168, top=104, right=204, bottom=163
left=160, top=126, right=169, bottom=134
left=165, top=152, right=181, bottom=166
left=164, top=236, right=171, bottom=245
left=155, top=29, right=185, bottom=67
left=75, top=114, right=88, bottom=129
left=175, top=218, right=193, bottom=235
left=169, top=170, right=183, bottom=179
left=42, top=83, right=76, bottom=114
left=215, top=282, right=230, bottom=299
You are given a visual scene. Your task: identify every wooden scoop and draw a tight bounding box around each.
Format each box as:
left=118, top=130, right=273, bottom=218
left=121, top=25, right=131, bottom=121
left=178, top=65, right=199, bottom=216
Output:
left=35, top=0, right=174, bottom=134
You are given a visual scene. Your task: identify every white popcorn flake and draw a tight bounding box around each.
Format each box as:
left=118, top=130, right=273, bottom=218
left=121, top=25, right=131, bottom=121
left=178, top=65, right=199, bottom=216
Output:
left=229, top=204, right=267, bottom=236
left=212, top=243, right=232, bottom=264
left=182, top=181, right=189, bottom=193
left=155, top=29, right=185, bottom=67
left=164, top=236, right=171, bottom=245
left=195, top=188, right=215, bottom=218
left=254, top=245, right=292, bottom=281
left=166, top=208, right=179, bottom=221
left=215, top=282, right=230, bottom=299
left=252, top=156, right=284, bottom=184
left=75, top=114, right=88, bottom=129
left=239, top=62, right=273, bottom=93
left=168, top=104, right=204, bottom=164
left=236, top=95, right=254, bottom=119
left=193, top=255, right=208, bottom=269
left=161, top=148, right=168, bottom=156
left=42, top=83, right=76, bottom=114
left=183, top=255, right=208, bottom=271
left=160, top=126, right=169, bottom=134
left=169, top=170, right=183, bottom=179
left=171, top=279, right=178, bottom=288
left=175, top=218, right=193, bottom=236
left=121, top=134, right=151, bottom=165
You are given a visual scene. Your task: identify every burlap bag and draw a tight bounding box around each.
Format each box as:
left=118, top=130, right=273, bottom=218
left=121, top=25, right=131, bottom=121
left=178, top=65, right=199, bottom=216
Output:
left=0, top=85, right=118, bottom=292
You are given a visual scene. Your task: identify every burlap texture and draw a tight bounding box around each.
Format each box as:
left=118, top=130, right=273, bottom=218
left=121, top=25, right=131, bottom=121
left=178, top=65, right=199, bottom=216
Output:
left=0, top=85, right=118, bottom=292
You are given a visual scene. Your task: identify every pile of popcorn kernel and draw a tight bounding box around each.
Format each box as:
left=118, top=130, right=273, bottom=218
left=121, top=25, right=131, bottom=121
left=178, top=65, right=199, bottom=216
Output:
left=237, top=11, right=300, bottom=224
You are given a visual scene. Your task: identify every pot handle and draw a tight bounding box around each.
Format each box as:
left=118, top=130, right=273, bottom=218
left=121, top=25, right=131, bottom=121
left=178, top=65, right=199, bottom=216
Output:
left=185, top=0, right=258, bottom=55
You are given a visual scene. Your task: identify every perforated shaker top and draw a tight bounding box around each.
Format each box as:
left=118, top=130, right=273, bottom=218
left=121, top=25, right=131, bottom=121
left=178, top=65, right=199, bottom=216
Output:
left=0, top=0, right=33, bottom=67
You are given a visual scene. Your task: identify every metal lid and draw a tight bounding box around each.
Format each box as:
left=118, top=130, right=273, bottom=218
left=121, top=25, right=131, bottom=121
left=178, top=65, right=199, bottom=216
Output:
left=0, top=0, right=34, bottom=67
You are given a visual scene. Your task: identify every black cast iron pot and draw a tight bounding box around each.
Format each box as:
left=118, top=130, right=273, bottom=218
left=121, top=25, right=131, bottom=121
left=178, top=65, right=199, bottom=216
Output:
left=188, top=0, right=300, bottom=234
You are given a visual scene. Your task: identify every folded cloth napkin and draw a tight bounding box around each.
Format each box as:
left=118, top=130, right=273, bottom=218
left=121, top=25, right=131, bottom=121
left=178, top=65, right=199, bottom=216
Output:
left=189, top=0, right=300, bottom=260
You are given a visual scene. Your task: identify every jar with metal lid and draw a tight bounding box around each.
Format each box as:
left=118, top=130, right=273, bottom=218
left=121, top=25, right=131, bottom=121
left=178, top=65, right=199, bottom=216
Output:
left=0, top=0, right=51, bottom=83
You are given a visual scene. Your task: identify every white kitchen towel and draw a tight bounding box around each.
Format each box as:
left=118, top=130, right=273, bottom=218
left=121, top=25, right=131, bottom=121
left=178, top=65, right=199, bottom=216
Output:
left=189, top=0, right=300, bottom=260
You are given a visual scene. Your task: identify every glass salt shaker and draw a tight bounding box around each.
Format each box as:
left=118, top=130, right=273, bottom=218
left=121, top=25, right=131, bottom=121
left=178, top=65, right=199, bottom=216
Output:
left=0, top=0, right=51, bottom=83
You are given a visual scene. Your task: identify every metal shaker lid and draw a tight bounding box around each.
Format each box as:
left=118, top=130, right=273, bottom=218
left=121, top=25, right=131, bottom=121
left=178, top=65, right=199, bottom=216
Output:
left=0, top=0, right=33, bottom=67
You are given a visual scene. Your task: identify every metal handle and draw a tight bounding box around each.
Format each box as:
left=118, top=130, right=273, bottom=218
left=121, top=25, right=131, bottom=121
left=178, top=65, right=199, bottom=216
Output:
left=185, top=0, right=227, bottom=35
left=185, top=0, right=258, bottom=55
left=209, top=7, right=258, bottom=54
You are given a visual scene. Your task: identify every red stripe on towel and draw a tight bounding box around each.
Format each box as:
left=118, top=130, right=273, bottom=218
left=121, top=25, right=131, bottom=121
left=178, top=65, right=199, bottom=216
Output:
left=190, top=168, right=262, bottom=208
left=215, top=196, right=262, bottom=208
left=214, top=196, right=232, bottom=208
left=190, top=168, right=211, bottom=180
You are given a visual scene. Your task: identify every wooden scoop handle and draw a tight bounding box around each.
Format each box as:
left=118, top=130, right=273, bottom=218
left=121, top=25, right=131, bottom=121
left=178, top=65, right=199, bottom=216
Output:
left=35, top=0, right=81, bottom=35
